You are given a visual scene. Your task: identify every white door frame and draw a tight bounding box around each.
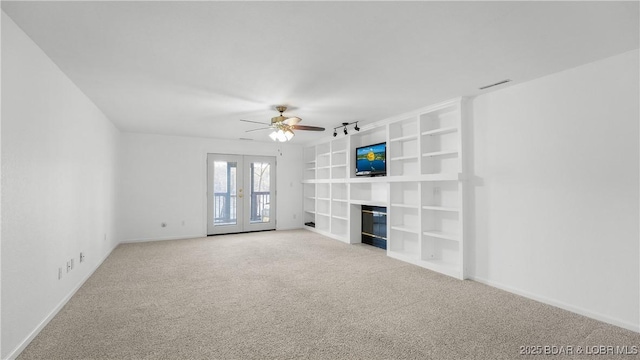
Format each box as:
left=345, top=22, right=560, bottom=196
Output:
left=207, top=154, right=276, bottom=235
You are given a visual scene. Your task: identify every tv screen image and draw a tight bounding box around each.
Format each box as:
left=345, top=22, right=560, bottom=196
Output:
left=355, top=142, right=386, bottom=176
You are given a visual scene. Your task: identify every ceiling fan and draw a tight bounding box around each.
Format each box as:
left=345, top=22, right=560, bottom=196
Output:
left=240, top=106, right=325, bottom=142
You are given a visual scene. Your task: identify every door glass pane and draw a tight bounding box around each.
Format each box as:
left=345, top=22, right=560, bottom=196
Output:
left=250, top=162, right=270, bottom=223
left=213, top=161, right=237, bottom=226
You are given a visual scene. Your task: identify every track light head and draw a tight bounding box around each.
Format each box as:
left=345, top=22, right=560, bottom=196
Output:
left=333, top=121, right=360, bottom=137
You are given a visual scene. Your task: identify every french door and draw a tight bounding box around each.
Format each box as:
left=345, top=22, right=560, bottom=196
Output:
left=207, top=154, right=276, bottom=235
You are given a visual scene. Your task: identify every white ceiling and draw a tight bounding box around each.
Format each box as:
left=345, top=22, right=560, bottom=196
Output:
left=2, top=1, right=638, bottom=144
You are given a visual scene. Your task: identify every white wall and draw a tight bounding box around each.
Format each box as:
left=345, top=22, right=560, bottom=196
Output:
left=119, top=133, right=303, bottom=242
left=469, top=50, right=639, bottom=331
left=0, top=9, right=4, bottom=360
left=1, top=12, right=121, bottom=359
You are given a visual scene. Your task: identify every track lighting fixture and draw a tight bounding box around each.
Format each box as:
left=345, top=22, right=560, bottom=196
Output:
left=332, top=121, right=360, bottom=137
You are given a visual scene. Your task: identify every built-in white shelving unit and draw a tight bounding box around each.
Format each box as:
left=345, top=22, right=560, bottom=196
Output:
left=302, top=146, right=317, bottom=227
left=303, top=146, right=316, bottom=181
left=388, top=117, right=419, bottom=177
left=302, top=98, right=467, bottom=279
left=331, top=137, right=348, bottom=180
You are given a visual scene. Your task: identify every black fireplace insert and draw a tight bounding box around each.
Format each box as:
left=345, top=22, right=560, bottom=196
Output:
left=361, top=205, right=387, bottom=250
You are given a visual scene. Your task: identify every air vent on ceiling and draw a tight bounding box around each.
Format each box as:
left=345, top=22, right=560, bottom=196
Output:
left=479, top=79, right=511, bottom=90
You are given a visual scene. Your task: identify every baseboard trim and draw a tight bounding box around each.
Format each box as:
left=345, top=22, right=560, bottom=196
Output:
left=302, top=226, right=351, bottom=244
left=122, top=229, right=303, bottom=244
left=469, top=275, right=640, bottom=333
left=276, top=225, right=304, bottom=231
left=3, top=242, right=120, bottom=360
left=120, top=234, right=206, bottom=244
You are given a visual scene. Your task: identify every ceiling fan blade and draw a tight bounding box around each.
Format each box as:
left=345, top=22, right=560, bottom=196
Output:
left=291, top=125, right=325, bottom=131
left=240, top=119, right=270, bottom=125
left=245, top=127, right=272, bottom=133
left=283, top=117, right=302, bottom=125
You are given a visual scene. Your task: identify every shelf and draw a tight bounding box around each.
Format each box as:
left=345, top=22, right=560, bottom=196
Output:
left=332, top=149, right=347, bottom=155
left=390, top=203, right=419, bottom=209
left=388, top=250, right=419, bottom=263
left=389, top=134, right=418, bottom=142
left=348, top=176, right=389, bottom=183
left=306, top=160, right=317, bottom=164
left=332, top=198, right=349, bottom=203
left=332, top=215, right=348, bottom=221
left=316, top=212, right=330, bottom=217
left=316, top=165, right=331, bottom=170
left=419, top=173, right=462, bottom=181
left=316, top=197, right=331, bottom=201
left=383, top=175, right=418, bottom=182
left=304, top=210, right=315, bottom=214
left=422, top=150, right=459, bottom=158
left=304, top=196, right=315, bottom=200
left=422, top=230, right=460, bottom=242
left=349, top=199, right=387, bottom=207
left=422, top=206, right=459, bottom=212
left=391, top=226, right=419, bottom=234
left=385, top=174, right=459, bottom=182
left=331, top=164, right=347, bottom=168
left=421, top=127, right=457, bottom=136
left=389, top=155, right=418, bottom=161
left=344, top=173, right=462, bottom=183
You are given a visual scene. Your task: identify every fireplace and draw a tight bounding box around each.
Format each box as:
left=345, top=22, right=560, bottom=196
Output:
left=361, top=205, right=387, bottom=250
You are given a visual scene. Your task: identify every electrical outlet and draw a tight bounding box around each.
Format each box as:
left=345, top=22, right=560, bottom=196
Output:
left=70, top=258, right=74, bottom=270
left=66, top=261, right=71, bottom=273
left=58, top=268, right=62, bottom=280
left=80, top=252, right=85, bottom=263
left=161, top=222, right=167, bottom=227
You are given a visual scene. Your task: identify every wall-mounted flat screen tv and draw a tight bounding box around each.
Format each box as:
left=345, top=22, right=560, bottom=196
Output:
left=355, top=142, right=387, bottom=177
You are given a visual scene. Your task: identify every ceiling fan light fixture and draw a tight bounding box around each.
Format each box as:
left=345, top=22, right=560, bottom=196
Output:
left=269, top=131, right=278, bottom=141
left=269, top=128, right=294, bottom=142
left=243, top=105, right=324, bottom=141
left=277, top=129, right=288, bottom=142
left=284, top=129, right=294, bottom=141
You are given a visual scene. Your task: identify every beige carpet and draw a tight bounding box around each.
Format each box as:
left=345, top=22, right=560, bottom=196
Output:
left=18, top=229, right=639, bottom=359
